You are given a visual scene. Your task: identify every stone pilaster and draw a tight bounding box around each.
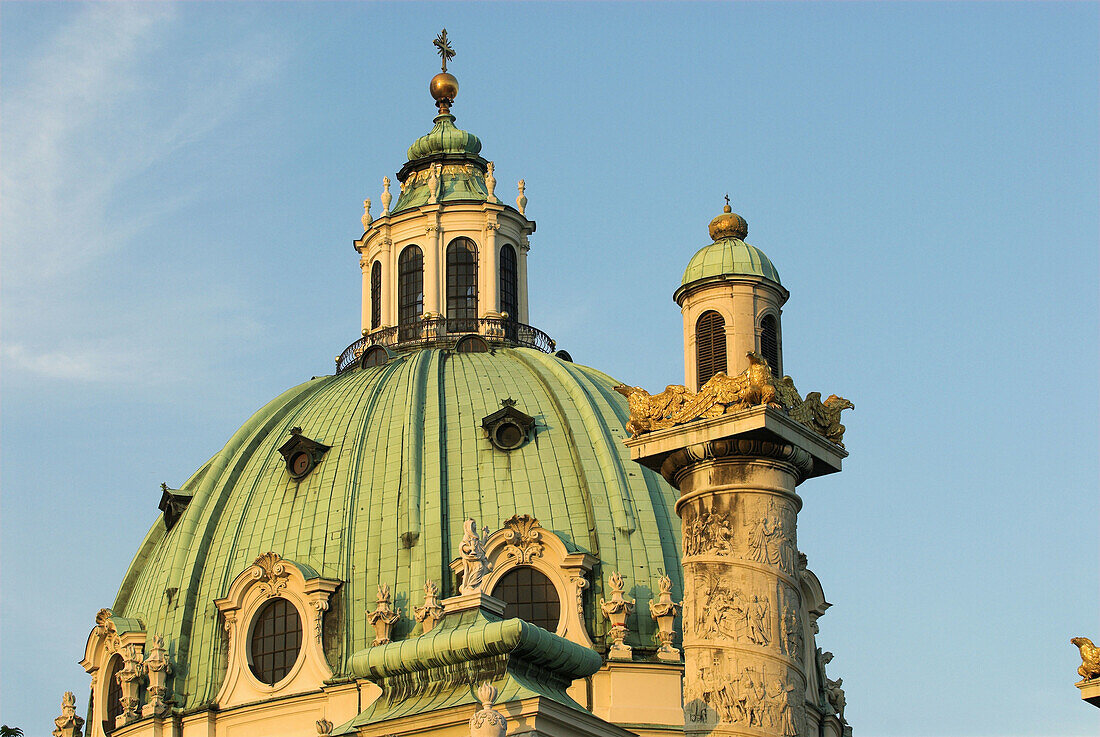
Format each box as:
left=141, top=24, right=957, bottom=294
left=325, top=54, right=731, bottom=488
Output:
left=626, top=408, right=845, bottom=737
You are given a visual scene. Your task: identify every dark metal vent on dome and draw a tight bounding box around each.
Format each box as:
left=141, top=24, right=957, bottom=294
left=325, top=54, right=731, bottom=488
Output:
left=277, top=428, right=331, bottom=480
left=159, top=483, right=194, bottom=531
left=482, top=398, right=535, bottom=451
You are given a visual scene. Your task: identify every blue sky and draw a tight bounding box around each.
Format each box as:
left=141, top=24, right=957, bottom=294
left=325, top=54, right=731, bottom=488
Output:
left=2, top=2, right=1097, bottom=734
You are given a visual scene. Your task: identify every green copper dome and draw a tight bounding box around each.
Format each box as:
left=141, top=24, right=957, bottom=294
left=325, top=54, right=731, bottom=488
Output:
left=680, top=238, right=781, bottom=286
left=406, top=113, right=482, bottom=160
left=109, top=347, right=681, bottom=711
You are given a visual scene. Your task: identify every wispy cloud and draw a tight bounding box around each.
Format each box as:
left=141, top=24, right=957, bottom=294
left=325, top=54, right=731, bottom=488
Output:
left=1, top=3, right=286, bottom=387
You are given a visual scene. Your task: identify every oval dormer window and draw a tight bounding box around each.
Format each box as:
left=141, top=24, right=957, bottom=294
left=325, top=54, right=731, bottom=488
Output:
left=249, top=597, right=302, bottom=686
left=491, top=566, right=561, bottom=632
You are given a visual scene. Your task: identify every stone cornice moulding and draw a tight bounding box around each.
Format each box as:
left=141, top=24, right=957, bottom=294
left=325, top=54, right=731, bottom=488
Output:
left=213, top=552, right=341, bottom=709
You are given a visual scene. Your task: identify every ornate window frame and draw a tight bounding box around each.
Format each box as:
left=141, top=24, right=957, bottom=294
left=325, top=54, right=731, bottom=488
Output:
left=80, top=609, right=146, bottom=737
left=452, top=515, right=596, bottom=648
left=214, top=552, right=340, bottom=708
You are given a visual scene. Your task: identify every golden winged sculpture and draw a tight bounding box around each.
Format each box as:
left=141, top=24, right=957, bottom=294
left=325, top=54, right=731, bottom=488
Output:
left=614, top=352, right=854, bottom=447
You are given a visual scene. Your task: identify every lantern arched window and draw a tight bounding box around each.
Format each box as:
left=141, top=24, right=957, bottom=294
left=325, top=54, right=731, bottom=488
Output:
left=760, top=313, right=780, bottom=375
left=446, top=238, right=478, bottom=332
left=695, top=310, right=727, bottom=388
left=397, top=245, right=424, bottom=341
left=500, top=243, right=518, bottom=320
left=370, top=261, right=382, bottom=330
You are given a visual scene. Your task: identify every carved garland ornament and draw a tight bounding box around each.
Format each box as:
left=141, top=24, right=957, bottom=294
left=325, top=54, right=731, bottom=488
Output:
left=615, top=351, right=853, bottom=447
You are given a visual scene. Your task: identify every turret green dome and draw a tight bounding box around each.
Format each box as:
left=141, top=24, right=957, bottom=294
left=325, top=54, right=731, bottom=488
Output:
left=109, top=347, right=681, bottom=711
left=406, top=114, right=482, bottom=160
left=680, top=237, right=782, bottom=287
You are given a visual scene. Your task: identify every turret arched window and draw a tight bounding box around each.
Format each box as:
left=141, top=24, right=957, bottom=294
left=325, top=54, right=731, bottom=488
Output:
left=370, top=261, right=382, bottom=330
left=447, top=237, right=478, bottom=332
left=696, top=310, right=727, bottom=388
left=398, top=245, right=424, bottom=341
left=760, top=314, right=780, bottom=375
left=500, top=244, right=518, bottom=320
left=104, top=654, right=123, bottom=734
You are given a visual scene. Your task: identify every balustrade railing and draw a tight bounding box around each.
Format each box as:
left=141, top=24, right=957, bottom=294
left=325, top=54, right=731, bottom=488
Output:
left=335, top=316, right=555, bottom=373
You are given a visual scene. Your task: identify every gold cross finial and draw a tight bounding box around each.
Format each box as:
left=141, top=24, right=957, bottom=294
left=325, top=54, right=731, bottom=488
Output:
left=434, top=29, right=455, bottom=72
left=724, top=193, right=730, bottom=207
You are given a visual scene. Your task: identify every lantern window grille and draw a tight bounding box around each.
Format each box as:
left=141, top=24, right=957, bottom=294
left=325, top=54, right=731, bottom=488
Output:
left=500, top=244, right=518, bottom=319
left=370, top=261, right=382, bottom=330
left=398, top=246, right=424, bottom=341
left=447, top=238, right=478, bottom=332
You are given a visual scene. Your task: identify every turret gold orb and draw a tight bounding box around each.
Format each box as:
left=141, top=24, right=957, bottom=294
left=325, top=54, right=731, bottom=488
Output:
left=431, top=72, right=459, bottom=109
left=708, top=202, right=748, bottom=241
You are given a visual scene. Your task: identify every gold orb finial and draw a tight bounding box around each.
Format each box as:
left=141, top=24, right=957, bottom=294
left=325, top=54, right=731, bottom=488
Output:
left=709, top=196, right=748, bottom=240
left=431, top=29, right=459, bottom=114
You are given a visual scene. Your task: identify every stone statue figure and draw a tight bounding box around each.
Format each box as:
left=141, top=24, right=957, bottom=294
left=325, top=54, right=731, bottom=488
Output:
left=361, top=198, right=372, bottom=230
left=485, top=162, right=497, bottom=202
left=459, top=518, right=490, bottom=595
left=380, top=176, right=392, bottom=215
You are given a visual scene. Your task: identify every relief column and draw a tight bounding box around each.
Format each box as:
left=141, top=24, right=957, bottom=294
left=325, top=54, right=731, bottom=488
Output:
left=625, top=406, right=847, bottom=737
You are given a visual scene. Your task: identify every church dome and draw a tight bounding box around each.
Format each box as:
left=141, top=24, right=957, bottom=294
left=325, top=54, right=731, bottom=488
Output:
left=108, top=346, right=681, bottom=712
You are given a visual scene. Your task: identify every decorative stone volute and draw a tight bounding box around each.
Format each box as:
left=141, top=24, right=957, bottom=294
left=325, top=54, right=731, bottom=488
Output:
left=367, top=584, right=401, bottom=646
left=142, top=634, right=173, bottom=718
left=599, top=571, right=635, bottom=660
left=53, top=691, right=84, bottom=737
left=649, top=574, right=682, bottom=662
left=469, top=683, right=508, bottom=737
left=413, top=579, right=445, bottom=634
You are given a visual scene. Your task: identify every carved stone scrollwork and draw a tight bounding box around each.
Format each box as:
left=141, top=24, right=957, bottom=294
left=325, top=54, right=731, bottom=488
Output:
left=367, top=584, right=401, bottom=646
left=469, top=683, right=507, bottom=737
left=53, top=691, right=85, bottom=737
left=313, top=600, right=329, bottom=643
left=414, top=580, right=445, bottom=634
left=142, top=635, right=173, bottom=718
left=251, top=552, right=290, bottom=599
left=649, top=574, right=682, bottom=662
left=501, top=514, right=543, bottom=563
left=599, top=571, right=634, bottom=660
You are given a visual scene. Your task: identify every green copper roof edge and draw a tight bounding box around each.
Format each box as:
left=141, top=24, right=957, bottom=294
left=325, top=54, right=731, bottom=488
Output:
left=348, top=616, right=602, bottom=680
left=678, top=237, right=782, bottom=288
left=112, top=520, right=167, bottom=614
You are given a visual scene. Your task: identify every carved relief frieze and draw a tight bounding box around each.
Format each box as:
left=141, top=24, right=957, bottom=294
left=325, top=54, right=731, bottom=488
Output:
left=686, top=650, right=803, bottom=733
left=744, top=498, right=798, bottom=576
left=683, top=504, right=735, bottom=557
left=689, top=569, right=771, bottom=648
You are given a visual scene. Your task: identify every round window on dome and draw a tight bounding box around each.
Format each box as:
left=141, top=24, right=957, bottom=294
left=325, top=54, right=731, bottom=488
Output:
left=491, top=566, right=561, bottom=632
left=289, top=451, right=313, bottom=478
left=491, top=420, right=525, bottom=450
left=249, top=597, right=302, bottom=685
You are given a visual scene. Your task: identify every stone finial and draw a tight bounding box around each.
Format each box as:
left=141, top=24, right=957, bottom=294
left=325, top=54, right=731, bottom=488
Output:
left=316, top=718, right=334, bottom=736
left=469, top=682, right=507, bottom=737
left=515, top=179, right=527, bottom=215
left=599, top=571, right=634, bottom=660
left=381, top=176, right=392, bottom=215
left=361, top=198, right=373, bottom=230
left=1072, top=637, right=1100, bottom=682
left=414, top=579, right=446, bottom=634
left=141, top=635, right=173, bottom=718
left=459, top=519, right=491, bottom=595
left=52, top=691, right=85, bottom=737
left=116, top=643, right=145, bottom=726
left=367, top=584, right=401, bottom=646
left=485, top=162, right=497, bottom=203
left=649, top=574, right=682, bottom=662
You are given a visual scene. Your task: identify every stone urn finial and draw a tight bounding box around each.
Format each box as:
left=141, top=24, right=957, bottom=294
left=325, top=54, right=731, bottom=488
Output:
left=516, top=179, right=527, bottom=215
left=361, top=198, right=373, bottom=230
left=367, top=583, right=401, bottom=646
left=599, top=571, right=635, bottom=660
left=53, top=691, right=85, bottom=737
left=485, top=162, right=497, bottom=203
left=649, top=574, right=682, bottom=661
left=414, top=579, right=446, bottom=634
left=469, top=682, right=507, bottom=737
left=380, top=176, right=392, bottom=215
